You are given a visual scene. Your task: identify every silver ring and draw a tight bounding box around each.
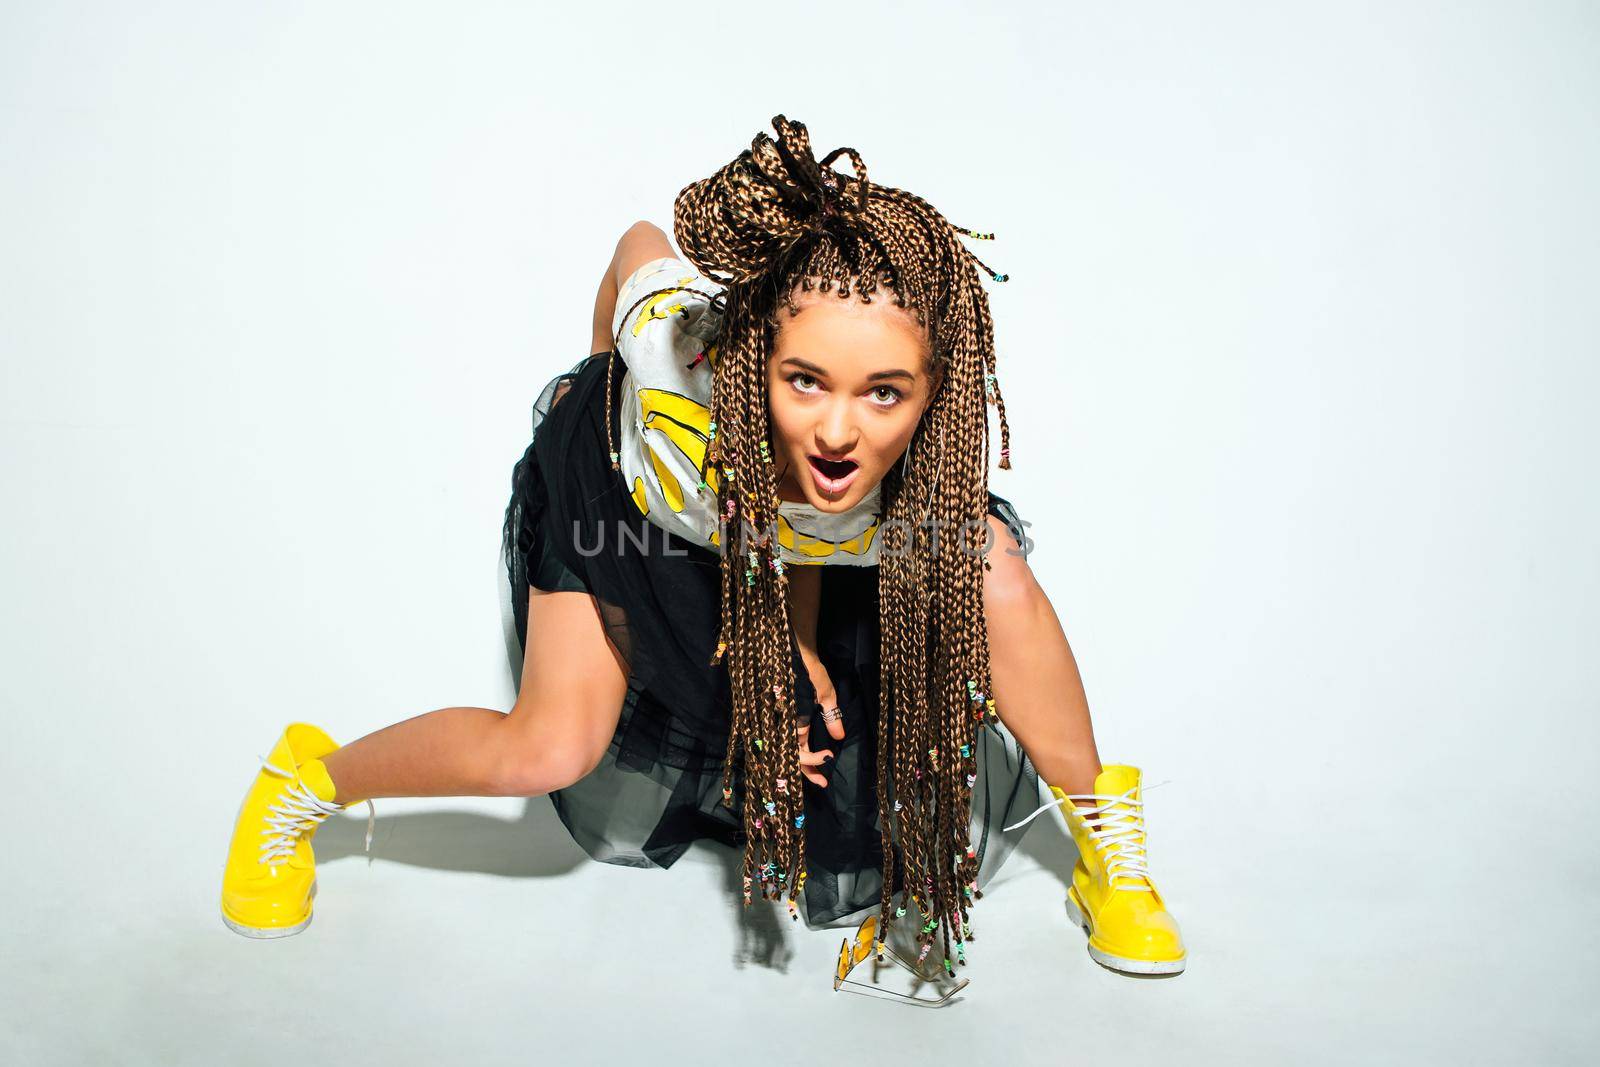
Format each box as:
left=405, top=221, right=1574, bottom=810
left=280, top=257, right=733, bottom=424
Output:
left=820, top=706, right=842, bottom=724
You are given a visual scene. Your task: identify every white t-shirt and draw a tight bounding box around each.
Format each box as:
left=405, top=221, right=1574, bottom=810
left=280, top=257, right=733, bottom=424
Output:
left=610, top=255, right=883, bottom=566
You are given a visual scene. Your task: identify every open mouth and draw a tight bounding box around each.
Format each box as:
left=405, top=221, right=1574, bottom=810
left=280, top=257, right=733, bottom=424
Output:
left=807, top=454, right=860, bottom=495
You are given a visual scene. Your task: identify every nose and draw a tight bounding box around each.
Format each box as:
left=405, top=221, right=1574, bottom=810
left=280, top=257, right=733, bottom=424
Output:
left=815, top=396, right=859, bottom=456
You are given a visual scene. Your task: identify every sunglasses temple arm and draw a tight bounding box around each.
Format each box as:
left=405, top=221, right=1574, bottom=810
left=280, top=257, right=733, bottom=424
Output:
left=836, top=976, right=969, bottom=1005
left=879, top=942, right=952, bottom=984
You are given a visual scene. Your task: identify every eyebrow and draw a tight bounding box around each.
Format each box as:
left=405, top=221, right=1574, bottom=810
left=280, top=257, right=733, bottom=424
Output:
left=780, top=357, right=916, bottom=384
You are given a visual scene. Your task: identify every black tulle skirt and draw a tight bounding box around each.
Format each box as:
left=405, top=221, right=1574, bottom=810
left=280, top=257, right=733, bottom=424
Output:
left=501, top=352, right=1042, bottom=927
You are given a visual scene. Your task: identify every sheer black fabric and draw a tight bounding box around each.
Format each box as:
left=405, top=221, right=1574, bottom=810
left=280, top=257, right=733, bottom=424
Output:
left=501, top=352, right=1043, bottom=927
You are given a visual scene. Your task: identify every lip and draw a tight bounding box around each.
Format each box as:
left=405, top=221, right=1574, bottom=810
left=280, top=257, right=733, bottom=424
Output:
left=807, top=454, right=860, bottom=497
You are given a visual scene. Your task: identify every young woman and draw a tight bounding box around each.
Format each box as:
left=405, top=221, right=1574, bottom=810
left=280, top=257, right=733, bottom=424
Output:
left=219, top=115, right=1186, bottom=982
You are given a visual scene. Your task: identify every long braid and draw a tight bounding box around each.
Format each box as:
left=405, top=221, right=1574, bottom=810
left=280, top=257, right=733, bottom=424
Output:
left=664, top=115, right=1012, bottom=967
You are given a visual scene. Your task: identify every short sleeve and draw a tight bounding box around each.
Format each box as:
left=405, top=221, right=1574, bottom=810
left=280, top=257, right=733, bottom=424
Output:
left=609, top=255, right=883, bottom=566
left=610, top=257, right=728, bottom=552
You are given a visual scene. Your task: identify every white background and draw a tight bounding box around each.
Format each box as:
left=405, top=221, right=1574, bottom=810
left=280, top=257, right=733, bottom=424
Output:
left=3, top=1, right=1595, bottom=1063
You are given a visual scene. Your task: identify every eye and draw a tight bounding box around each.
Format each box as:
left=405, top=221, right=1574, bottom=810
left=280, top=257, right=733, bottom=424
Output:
left=788, top=372, right=821, bottom=395
left=869, top=385, right=905, bottom=407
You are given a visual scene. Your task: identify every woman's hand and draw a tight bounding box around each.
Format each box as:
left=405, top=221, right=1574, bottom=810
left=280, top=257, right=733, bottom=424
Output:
left=796, top=718, right=835, bottom=789
left=796, top=659, right=846, bottom=789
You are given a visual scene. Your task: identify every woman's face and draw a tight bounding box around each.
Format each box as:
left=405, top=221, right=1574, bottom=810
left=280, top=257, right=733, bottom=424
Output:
left=767, top=284, right=940, bottom=513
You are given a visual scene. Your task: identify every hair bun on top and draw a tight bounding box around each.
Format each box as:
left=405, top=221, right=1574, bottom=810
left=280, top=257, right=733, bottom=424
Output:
left=673, top=114, right=872, bottom=286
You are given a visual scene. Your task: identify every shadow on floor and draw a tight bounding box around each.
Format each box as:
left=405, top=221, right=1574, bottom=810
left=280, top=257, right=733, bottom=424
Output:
left=314, top=795, right=587, bottom=879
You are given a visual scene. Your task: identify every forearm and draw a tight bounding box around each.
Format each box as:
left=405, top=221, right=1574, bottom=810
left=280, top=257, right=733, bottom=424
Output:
left=785, top=565, right=834, bottom=702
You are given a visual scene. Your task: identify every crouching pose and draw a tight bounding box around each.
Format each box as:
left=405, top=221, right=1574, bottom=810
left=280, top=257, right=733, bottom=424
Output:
left=219, top=114, right=1187, bottom=987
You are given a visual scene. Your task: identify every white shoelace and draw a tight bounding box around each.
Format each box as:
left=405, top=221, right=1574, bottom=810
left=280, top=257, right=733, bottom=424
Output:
left=1002, top=782, right=1166, bottom=892
left=256, top=755, right=376, bottom=866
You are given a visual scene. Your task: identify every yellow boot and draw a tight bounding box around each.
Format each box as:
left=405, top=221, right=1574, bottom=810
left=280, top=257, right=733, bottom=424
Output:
left=219, top=723, right=374, bottom=938
left=1007, top=764, right=1186, bottom=974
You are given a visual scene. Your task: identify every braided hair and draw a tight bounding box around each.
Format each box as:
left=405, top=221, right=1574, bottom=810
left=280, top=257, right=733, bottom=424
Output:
left=608, top=115, right=1013, bottom=975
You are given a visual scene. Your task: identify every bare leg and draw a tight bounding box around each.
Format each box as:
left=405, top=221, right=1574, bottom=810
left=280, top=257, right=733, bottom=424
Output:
left=980, top=514, right=1103, bottom=797
left=319, top=585, right=628, bottom=804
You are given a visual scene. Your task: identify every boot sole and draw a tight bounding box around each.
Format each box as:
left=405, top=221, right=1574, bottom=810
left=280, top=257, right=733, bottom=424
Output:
left=1064, top=891, right=1186, bottom=975
left=220, top=880, right=316, bottom=939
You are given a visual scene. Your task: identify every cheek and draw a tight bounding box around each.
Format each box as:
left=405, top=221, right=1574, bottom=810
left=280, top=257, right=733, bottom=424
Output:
left=765, top=390, right=804, bottom=449
left=868, top=412, right=922, bottom=466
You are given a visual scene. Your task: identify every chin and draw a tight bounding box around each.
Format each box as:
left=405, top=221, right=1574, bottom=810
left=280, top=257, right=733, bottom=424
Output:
left=803, top=490, right=854, bottom=513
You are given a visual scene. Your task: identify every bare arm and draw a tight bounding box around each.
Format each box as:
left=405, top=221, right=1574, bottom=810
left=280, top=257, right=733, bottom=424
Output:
left=590, top=220, right=677, bottom=354
left=785, top=563, right=840, bottom=786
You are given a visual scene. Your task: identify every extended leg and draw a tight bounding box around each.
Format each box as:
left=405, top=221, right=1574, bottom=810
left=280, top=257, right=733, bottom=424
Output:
left=977, top=514, right=1187, bottom=974
left=979, top=514, right=1101, bottom=795
left=318, top=584, right=628, bottom=803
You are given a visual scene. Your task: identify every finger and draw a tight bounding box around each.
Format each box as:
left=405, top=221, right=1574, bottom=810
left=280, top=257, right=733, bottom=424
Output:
left=822, top=706, right=846, bottom=742
left=802, top=766, right=829, bottom=788
left=796, top=745, right=829, bottom=767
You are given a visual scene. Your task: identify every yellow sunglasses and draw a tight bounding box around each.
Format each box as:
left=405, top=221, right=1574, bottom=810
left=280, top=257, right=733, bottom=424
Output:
left=832, top=912, right=970, bottom=1006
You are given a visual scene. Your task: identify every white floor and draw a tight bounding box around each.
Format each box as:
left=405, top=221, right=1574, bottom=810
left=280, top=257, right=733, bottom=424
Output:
left=9, top=738, right=1597, bottom=1064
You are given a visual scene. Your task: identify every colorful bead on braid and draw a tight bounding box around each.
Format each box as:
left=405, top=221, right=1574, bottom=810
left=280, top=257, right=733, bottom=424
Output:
left=953, top=229, right=1010, bottom=282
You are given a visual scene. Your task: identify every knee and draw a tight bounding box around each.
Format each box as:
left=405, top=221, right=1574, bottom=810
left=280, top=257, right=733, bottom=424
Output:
left=981, top=514, right=1039, bottom=610
left=484, top=719, right=608, bottom=797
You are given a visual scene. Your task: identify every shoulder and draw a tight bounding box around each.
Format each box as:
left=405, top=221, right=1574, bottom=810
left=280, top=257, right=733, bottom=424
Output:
left=611, top=220, right=675, bottom=292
